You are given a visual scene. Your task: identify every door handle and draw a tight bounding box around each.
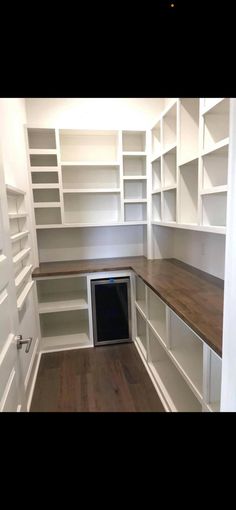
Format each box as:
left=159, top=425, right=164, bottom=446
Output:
left=16, top=335, right=33, bottom=353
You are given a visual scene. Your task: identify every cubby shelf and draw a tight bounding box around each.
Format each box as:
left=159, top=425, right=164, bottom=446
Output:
left=29, top=149, right=57, bottom=155
left=35, top=221, right=148, bottom=229
left=152, top=221, right=226, bottom=235
left=202, top=138, right=229, bottom=157
left=63, top=189, right=121, bottom=194
left=34, top=202, right=61, bottom=208
left=61, top=161, right=119, bottom=166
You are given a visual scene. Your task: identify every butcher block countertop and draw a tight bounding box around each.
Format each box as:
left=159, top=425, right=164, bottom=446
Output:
left=32, top=257, right=224, bottom=357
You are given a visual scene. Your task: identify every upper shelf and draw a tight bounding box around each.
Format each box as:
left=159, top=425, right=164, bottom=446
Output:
left=6, top=184, right=25, bottom=196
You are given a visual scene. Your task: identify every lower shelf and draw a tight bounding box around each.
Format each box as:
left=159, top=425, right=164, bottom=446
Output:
left=41, top=332, right=91, bottom=352
left=39, top=309, right=90, bottom=352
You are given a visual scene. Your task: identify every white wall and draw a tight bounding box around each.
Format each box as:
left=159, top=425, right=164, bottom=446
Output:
left=25, top=98, right=164, bottom=129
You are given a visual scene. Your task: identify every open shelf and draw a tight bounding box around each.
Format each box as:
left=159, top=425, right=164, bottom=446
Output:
left=33, top=189, right=60, bottom=203
left=148, top=328, right=201, bottom=412
left=31, top=172, right=59, bottom=184
left=59, top=130, right=118, bottom=162
left=40, top=309, right=90, bottom=351
left=135, top=276, right=146, bottom=316
left=162, top=147, right=176, bottom=187
left=27, top=128, right=56, bottom=149
left=162, top=188, right=176, bottom=222
left=202, top=98, right=224, bottom=113
left=37, top=276, right=88, bottom=313
left=169, top=311, right=203, bottom=398
left=152, top=157, right=161, bottom=191
left=178, top=159, right=198, bottom=224
left=203, top=98, right=229, bottom=152
left=162, top=103, right=177, bottom=152
left=205, top=348, right=222, bottom=412
left=34, top=208, right=62, bottom=226
left=179, top=98, right=200, bottom=164
left=202, top=144, right=228, bottom=190
left=123, top=156, right=146, bottom=176
left=124, top=180, right=146, bottom=200
left=15, top=265, right=32, bottom=289
left=13, top=247, right=31, bottom=265
left=62, top=164, right=120, bottom=190
left=147, top=288, right=167, bottom=345
left=17, top=280, right=34, bottom=311
left=202, top=191, right=227, bottom=227
left=11, top=231, right=29, bottom=243
left=30, top=154, right=58, bottom=167
left=152, top=192, right=162, bottom=222
left=136, top=308, right=147, bottom=358
left=152, top=121, right=161, bottom=158
left=122, top=131, right=146, bottom=152
left=63, top=192, right=121, bottom=224
left=124, top=203, right=147, bottom=222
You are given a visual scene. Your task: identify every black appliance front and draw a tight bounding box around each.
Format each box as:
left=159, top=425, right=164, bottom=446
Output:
left=91, top=277, right=132, bottom=346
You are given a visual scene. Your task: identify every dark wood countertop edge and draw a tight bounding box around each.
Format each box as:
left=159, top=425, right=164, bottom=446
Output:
left=32, top=257, right=223, bottom=357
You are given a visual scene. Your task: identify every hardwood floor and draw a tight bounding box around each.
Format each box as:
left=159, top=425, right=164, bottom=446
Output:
left=30, top=343, right=165, bottom=412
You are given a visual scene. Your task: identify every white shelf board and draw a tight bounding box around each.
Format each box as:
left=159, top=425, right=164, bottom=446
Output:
left=206, top=401, right=220, bottom=413
left=13, top=247, right=31, bottom=265
left=61, top=161, right=119, bottom=166
left=202, top=138, right=229, bottom=156
left=179, top=155, right=199, bottom=167
left=35, top=221, right=148, bottom=229
left=6, top=184, right=25, bottom=196
left=148, top=319, right=167, bottom=349
left=151, top=154, right=161, bottom=163
left=41, top=332, right=91, bottom=352
left=34, top=202, right=61, bottom=208
left=30, top=167, right=59, bottom=173
left=32, top=183, right=60, bottom=189
left=123, top=176, right=147, bottom=180
left=17, top=280, right=34, bottom=311
left=11, top=230, right=29, bottom=243
left=123, top=199, right=147, bottom=203
left=29, top=149, right=57, bottom=155
left=122, top=151, right=146, bottom=156
left=162, top=185, right=177, bottom=192
left=152, top=221, right=226, bottom=235
left=63, top=188, right=121, bottom=194
left=162, top=143, right=177, bottom=156
left=15, top=265, right=33, bottom=289
left=202, top=98, right=225, bottom=115
left=168, top=345, right=203, bottom=401
left=38, top=296, right=88, bottom=314
left=9, top=213, right=28, bottom=219
left=135, top=336, right=147, bottom=359
left=200, top=185, right=228, bottom=195
left=152, top=188, right=162, bottom=194
left=148, top=360, right=201, bottom=412
left=135, top=301, right=146, bottom=319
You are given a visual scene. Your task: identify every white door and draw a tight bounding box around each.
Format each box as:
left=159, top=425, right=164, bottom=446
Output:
left=0, top=144, right=27, bottom=411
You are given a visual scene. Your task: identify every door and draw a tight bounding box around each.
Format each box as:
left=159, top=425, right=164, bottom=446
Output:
left=0, top=144, right=26, bottom=411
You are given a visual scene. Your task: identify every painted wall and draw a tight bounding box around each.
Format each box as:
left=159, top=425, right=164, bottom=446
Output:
left=25, top=98, right=164, bottom=129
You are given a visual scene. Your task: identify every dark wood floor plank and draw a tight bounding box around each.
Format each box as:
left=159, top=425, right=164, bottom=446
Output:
left=30, top=344, right=165, bottom=412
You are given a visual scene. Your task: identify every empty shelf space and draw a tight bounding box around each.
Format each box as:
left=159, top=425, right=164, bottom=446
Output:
left=202, top=144, right=228, bottom=189
left=169, top=310, right=203, bottom=397
left=123, top=179, right=146, bottom=200
left=203, top=98, right=229, bottom=151
left=178, top=160, right=198, bottom=224
left=200, top=186, right=227, bottom=195
left=148, top=328, right=201, bottom=412
left=40, top=309, right=90, bottom=351
left=124, top=202, right=147, bottom=222
left=38, top=298, right=88, bottom=314
left=33, top=189, right=60, bottom=203
left=30, top=154, right=58, bottom=167
left=30, top=166, right=59, bottom=173
left=162, top=147, right=176, bottom=187
left=162, top=103, right=177, bottom=153
left=27, top=128, right=56, bottom=149
left=59, top=130, right=118, bottom=162
left=34, top=207, right=62, bottom=226
left=11, top=231, right=29, bottom=243
left=61, top=164, right=120, bottom=190
left=31, top=171, right=59, bottom=185
left=41, top=333, right=91, bottom=352
left=29, top=149, right=57, bottom=155
left=135, top=276, right=146, bottom=316
left=34, top=202, right=61, bottom=208
left=37, top=275, right=88, bottom=314
left=202, top=98, right=224, bottom=113
left=152, top=158, right=161, bottom=191
left=15, top=265, right=33, bottom=288
left=8, top=213, right=27, bottom=219
left=13, top=247, right=31, bottom=265
left=147, top=288, right=167, bottom=345
left=123, top=176, right=147, bottom=180
left=202, top=192, right=227, bottom=227
left=32, top=183, right=60, bottom=189
left=63, top=189, right=121, bottom=194
left=162, top=188, right=176, bottom=222
left=17, top=280, right=34, bottom=311
left=63, top=192, right=121, bottom=224
left=204, top=348, right=222, bottom=412
left=179, top=98, right=200, bottom=164
left=152, top=121, right=161, bottom=158
left=152, top=193, right=162, bottom=222
left=123, top=155, right=146, bottom=176
left=122, top=131, right=146, bottom=152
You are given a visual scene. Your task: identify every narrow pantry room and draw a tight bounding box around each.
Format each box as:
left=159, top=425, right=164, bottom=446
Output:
left=0, top=97, right=235, bottom=412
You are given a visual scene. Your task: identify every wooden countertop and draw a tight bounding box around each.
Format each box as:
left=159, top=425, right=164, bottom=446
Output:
left=32, top=257, right=224, bottom=357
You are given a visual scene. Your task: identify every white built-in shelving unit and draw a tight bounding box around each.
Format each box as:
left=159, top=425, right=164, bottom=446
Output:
left=134, top=275, right=222, bottom=412
left=151, top=98, right=229, bottom=235
left=6, top=184, right=34, bottom=311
